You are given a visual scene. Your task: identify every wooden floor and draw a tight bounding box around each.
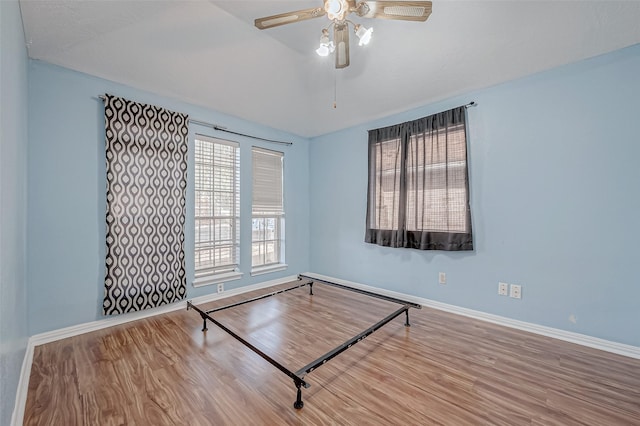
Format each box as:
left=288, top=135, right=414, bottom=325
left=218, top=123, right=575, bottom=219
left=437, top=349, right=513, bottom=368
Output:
left=25, top=280, right=640, bottom=425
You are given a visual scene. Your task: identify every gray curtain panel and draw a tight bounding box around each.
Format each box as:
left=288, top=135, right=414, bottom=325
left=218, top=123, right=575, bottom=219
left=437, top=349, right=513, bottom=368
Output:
left=365, top=106, right=473, bottom=251
left=103, top=94, right=189, bottom=315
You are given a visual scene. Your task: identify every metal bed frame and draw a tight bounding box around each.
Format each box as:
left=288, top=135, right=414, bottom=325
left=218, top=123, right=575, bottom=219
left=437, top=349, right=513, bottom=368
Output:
left=186, top=274, right=421, bottom=409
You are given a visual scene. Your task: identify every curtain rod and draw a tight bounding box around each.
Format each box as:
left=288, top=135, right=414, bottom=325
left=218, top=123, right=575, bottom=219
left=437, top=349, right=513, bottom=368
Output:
left=188, top=119, right=292, bottom=146
left=97, top=95, right=293, bottom=146
left=464, top=101, right=477, bottom=108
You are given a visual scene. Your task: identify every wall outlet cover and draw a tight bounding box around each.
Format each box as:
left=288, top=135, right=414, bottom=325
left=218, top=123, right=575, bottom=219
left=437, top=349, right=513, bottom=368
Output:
left=498, top=282, right=509, bottom=296
left=509, top=284, right=522, bottom=299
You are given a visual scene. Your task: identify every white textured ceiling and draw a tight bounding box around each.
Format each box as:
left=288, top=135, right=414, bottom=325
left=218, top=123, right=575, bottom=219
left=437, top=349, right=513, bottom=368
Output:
left=19, top=0, right=640, bottom=137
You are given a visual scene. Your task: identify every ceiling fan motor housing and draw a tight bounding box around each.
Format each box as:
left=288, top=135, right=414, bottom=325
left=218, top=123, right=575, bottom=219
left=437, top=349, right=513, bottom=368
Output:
left=325, top=0, right=350, bottom=21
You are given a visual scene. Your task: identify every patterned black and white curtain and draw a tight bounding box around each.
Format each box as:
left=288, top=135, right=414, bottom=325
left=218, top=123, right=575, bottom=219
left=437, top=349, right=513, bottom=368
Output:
left=103, top=94, right=189, bottom=315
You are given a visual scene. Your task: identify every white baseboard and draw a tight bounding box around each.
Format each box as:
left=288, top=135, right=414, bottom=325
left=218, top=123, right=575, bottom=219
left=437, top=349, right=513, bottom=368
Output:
left=10, top=341, right=33, bottom=426
left=13, top=271, right=640, bottom=425
left=302, top=272, right=640, bottom=360
left=29, top=274, right=298, bottom=347
left=12, top=274, right=298, bottom=426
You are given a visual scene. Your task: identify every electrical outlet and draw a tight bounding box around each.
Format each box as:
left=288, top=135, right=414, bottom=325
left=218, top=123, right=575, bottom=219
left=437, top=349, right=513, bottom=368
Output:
left=439, top=272, right=446, bottom=285
left=509, top=284, right=522, bottom=299
left=498, top=282, right=508, bottom=296
left=217, top=283, right=224, bottom=293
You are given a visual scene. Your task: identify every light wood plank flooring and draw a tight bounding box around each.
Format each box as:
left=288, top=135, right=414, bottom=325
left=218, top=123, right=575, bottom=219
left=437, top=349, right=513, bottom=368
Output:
left=25, top=280, right=640, bottom=425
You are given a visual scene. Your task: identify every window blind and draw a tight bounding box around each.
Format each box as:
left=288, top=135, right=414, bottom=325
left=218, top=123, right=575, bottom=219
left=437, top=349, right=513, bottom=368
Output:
left=194, top=135, right=240, bottom=275
left=252, top=147, right=284, bottom=215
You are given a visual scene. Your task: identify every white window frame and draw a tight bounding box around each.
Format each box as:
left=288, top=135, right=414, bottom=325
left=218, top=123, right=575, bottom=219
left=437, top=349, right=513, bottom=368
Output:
left=193, top=135, right=242, bottom=287
left=251, top=147, right=286, bottom=276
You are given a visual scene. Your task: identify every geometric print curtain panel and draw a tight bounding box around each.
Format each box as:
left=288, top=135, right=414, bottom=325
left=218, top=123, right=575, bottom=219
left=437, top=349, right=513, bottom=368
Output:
left=103, top=94, right=189, bottom=315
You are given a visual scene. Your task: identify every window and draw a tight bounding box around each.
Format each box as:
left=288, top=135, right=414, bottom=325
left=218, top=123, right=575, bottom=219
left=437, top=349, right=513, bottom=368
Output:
left=251, top=147, right=286, bottom=274
left=193, top=135, right=241, bottom=286
left=365, top=106, right=473, bottom=251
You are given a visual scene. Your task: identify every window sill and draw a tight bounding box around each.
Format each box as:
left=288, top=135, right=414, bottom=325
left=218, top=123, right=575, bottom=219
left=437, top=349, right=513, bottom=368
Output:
left=250, top=264, right=288, bottom=277
left=193, top=271, right=243, bottom=288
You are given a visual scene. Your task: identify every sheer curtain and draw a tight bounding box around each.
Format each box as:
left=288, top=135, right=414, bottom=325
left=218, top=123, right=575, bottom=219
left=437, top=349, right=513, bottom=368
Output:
left=365, top=106, right=473, bottom=251
left=103, top=94, right=189, bottom=315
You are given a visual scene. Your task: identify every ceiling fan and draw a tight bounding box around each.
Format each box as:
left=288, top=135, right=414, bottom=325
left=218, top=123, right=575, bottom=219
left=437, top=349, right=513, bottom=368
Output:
left=255, top=0, right=432, bottom=69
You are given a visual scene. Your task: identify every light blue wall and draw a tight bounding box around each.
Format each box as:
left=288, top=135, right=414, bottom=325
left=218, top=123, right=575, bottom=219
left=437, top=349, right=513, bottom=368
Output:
left=309, top=44, right=640, bottom=347
left=0, top=0, right=30, bottom=423
left=23, top=37, right=640, bottom=348
left=27, top=61, right=310, bottom=335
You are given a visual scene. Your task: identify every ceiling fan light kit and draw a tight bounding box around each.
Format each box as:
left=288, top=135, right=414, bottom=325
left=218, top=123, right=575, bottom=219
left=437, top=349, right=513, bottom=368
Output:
left=354, top=24, right=373, bottom=46
left=254, top=0, right=432, bottom=69
left=316, top=28, right=336, bottom=56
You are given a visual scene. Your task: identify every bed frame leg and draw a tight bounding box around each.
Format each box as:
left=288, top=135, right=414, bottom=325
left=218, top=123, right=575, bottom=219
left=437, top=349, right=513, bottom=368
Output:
left=309, top=282, right=314, bottom=296
left=293, top=383, right=304, bottom=409
left=200, top=314, right=208, bottom=332
left=404, top=309, right=411, bottom=327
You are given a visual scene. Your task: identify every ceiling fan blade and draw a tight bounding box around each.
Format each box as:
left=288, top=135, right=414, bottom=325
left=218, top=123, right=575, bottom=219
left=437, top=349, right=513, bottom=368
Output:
left=255, top=7, right=325, bottom=30
left=357, top=1, right=432, bottom=21
left=334, top=22, right=350, bottom=69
